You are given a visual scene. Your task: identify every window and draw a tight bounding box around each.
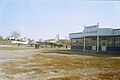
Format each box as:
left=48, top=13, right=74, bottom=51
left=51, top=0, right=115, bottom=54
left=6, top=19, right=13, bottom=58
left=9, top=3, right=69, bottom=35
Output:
left=71, top=39, right=78, bottom=46
left=100, top=36, right=115, bottom=46
left=85, top=38, right=92, bottom=46
left=92, top=37, right=97, bottom=46
left=115, top=36, right=120, bottom=46
left=107, top=37, right=114, bottom=46
left=100, top=37, right=107, bottom=46
left=78, top=38, right=83, bottom=46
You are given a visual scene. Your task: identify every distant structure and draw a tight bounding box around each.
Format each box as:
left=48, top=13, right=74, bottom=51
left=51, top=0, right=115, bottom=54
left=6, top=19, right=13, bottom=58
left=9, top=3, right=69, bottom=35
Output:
left=44, top=34, right=60, bottom=43
left=55, top=34, right=59, bottom=43
left=11, top=41, right=29, bottom=45
left=5, top=36, right=15, bottom=40
left=41, top=34, right=63, bottom=48
left=69, top=23, right=120, bottom=52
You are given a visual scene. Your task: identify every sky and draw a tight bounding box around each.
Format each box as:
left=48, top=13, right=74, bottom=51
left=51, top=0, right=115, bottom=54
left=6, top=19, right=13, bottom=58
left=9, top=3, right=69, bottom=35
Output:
left=0, top=0, right=120, bottom=40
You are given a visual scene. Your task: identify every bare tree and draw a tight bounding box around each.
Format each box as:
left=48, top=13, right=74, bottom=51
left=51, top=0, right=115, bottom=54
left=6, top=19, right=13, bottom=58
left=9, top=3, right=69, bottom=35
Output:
left=11, top=31, right=21, bottom=39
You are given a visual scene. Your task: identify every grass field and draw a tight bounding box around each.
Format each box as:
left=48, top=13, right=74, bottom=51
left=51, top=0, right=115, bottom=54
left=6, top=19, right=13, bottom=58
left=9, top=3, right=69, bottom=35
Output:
left=1, top=50, right=120, bottom=80
left=0, top=40, right=11, bottom=45
left=0, top=45, right=34, bottom=50
left=0, top=44, right=67, bottom=50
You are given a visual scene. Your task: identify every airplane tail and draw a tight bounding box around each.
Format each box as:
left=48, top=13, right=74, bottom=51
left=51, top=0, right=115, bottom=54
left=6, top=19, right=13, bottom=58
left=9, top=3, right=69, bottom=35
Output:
left=55, top=34, right=59, bottom=42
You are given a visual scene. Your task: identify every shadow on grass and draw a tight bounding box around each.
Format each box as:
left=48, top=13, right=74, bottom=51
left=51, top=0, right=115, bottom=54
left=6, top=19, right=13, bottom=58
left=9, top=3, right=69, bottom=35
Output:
left=41, top=49, right=120, bottom=58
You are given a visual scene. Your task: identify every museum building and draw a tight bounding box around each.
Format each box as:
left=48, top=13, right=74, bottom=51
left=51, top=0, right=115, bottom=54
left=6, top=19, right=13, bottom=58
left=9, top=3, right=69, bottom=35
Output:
left=69, top=23, right=120, bottom=52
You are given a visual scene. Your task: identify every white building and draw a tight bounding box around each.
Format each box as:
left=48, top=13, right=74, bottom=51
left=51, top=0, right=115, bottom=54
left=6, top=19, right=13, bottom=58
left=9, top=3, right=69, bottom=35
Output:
left=69, top=23, right=120, bottom=52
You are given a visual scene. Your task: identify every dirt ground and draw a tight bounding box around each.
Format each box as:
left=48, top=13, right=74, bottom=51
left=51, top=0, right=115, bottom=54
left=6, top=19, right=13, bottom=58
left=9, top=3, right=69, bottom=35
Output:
left=0, top=50, right=120, bottom=80
left=0, top=50, right=35, bottom=80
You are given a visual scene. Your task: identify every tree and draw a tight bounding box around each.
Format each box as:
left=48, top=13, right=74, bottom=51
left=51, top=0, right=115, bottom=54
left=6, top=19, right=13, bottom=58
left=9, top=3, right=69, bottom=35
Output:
left=0, top=35, right=4, bottom=40
left=62, top=39, right=71, bottom=46
left=28, top=38, right=33, bottom=42
left=11, top=31, right=21, bottom=39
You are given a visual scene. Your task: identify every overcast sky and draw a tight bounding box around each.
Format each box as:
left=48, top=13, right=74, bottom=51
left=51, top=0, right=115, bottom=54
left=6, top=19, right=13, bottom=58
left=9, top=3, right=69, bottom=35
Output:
left=0, top=0, right=120, bottom=40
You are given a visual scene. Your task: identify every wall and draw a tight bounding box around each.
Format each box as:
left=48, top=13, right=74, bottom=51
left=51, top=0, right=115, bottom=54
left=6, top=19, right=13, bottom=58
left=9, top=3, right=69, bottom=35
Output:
left=69, top=32, right=83, bottom=38
left=114, top=29, right=120, bottom=35
left=70, top=27, right=113, bottom=38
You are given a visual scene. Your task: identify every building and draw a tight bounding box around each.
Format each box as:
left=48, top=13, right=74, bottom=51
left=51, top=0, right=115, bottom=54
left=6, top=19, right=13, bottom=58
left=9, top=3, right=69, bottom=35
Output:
left=69, top=23, right=120, bottom=52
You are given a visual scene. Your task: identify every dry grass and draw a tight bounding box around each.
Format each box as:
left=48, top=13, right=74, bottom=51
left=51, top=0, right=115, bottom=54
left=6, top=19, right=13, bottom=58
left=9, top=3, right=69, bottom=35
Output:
left=0, top=46, right=34, bottom=50
left=98, top=72, right=120, bottom=80
left=0, top=45, right=66, bottom=50
left=49, top=76, right=81, bottom=80
left=1, top=61, right=33, bottom=74
left=1, top=53, right=120, bottom=79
